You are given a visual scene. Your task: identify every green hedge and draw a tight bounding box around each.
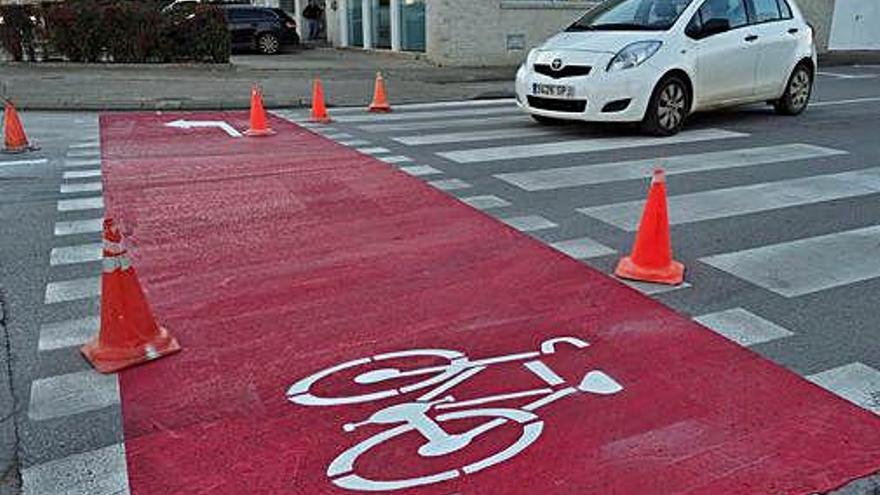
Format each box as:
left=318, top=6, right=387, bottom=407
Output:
left=0, top=0, right=229, bottom=63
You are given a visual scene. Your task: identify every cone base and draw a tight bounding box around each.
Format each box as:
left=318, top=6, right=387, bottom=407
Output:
left=2, top=144, right=31, bottom=154
left=615, top=256, right=685, bottom=286
left=244, top=128, right=276, bottom=137
left=309, top=116, right=333, bottom=124
left=81, top=327, right=181, bottom=373
left=368, top=105, right=392, bottom=113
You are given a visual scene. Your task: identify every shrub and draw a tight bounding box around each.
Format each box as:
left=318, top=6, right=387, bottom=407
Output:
left=0, top=5, right=40, bottom=61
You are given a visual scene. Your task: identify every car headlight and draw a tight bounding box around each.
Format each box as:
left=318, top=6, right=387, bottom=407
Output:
left=606, top=41, right=662, bottom=72
left=523, top=48, right=540, bottom=70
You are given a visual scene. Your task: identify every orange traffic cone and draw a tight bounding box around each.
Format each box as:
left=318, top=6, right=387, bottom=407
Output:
left=310, top=78, right=332, bottom=124
left=2, top=100, right=37, bottom=154
left=81, top=219, right=181, bottom=373
left=614, top=168, right=684, bottom=285
left=245, top=84, right=275, bottom=137
left=368, top=71, right=392, bottom=113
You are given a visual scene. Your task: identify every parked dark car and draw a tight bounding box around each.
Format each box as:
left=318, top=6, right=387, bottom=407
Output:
left=223, top=5, right=299, bottom=55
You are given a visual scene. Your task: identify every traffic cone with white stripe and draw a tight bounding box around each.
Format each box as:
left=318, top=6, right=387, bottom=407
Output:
left=614, top=168, right=684, bottom=285
left=81, top=219, right=181, bottom=373
left=310, top=77, right=332, bottom=123
left=368, top=71, right=392, bottom=113
left=2, top=99, right=38, bottom=154
left=244, top=84, right=275, bottom=137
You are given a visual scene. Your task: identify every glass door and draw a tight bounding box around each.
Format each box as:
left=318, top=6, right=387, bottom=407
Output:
left=371, top=0, right=392, bottom=49
left=400, top=0, right=425, bottom=52
left=348, top=1, right=364, bottom=47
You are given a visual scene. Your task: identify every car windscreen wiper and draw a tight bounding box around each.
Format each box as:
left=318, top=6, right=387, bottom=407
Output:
left=565, top=24, right=595, bottom=32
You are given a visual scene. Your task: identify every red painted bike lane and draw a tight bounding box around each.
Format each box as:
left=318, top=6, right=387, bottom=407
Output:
left=101, top=112, right=880, bottom=495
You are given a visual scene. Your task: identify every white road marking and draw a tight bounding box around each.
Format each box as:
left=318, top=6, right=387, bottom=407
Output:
left=55, top=218, right=103, bottom=236
left=812, top=96, right=880, bottom=107
left=549, top=237, right=615, bottom=260
left=460, top=195, right=511, bottom=210
left=360, top=114, right=526, bottom=133
left=38, top=316, right=99, bottom=351
left=314, top=126, right=338, bottom=133
left=380, top=155, right=413, bottom=164
left=50, top=243, right=103, bottom=266
left=45, top=277, right=101, bottom=304
left=338, top=139, right=371, bottom=146
left=428, top=179, right=471, bottom=191
left=64, top=159, right=100, bottom=168
left=28, top=370, right=120, bottom=421
left=63, top=169, right=101, bottom=180
left=60, top=181, right=102, bottom=194
left=69, top=141, right=99, bottom=149
left=579, top=167, right=880, bottom=231
left=165, top=119, right=242, bottom=138
left=807, top=363, right=880, bottom=415
left=400, top=165, right=441, bottom=176
left=58, top=196, right=104, bottom=212
left=0, top=158, right=49, bottom=168
left=323, top=133, right=353, bottom=140
left=394, top=127, right=558, bottom=146
left=496, top=144, right=847, bottom=191
left=335, top=106, right=517, bottom=123
left=700, top=225, right=880, bottom=298
left=817, top=71, right=879, bottom=80
left=438, top=129, right=748, bottom=164
left=66, top=149, right=99, bottom=158
left=356, top=147, right=391, bottom=155
left=623, top=280, right=692, bottom=295
left=501, top=215, right=557, bottom=232
left=21, top=443, right=130, bottom=495
left=695, top=308, right=794, bottom=346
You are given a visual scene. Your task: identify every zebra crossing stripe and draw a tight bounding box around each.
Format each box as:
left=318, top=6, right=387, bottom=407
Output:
left=65, top=159, right=100, bottom=168
left=58, top=196, right=104, bottom=212
left=45, top=277, right=101, bottom=304
left=55, top=218, right=103, bottom=236
left=360, top=114, right=526, bottom=133
left=497, top=144, right=847, bottom=191
left=400, top=165, right=441, bottom=176
left=334, top=106, right=516, bottom=123
left=807, top=363, right=880, bottom=415
left=394, top=127, right=558, bottom=146
left=0, top=158, right=49, bottom=168
left=579, top=167, right=880, bottom=231
left=50, top=243, right=103, bottom=266
left=549, top=237, right=615, bottom=260
left=438, top=129, right=747, bottom=164
left=695, top=308, right=794, bottom=346
left=700, top=224, right=880, bottom=298
left=60, top=181, right=103, bottom=194
left=28, top=370, right=119, bottom=421
left=63, top=169, right=102, bottom=180
left=39, top=316, right=100, bottom=351
left=20, top=443, right=130, bottom=495
left=460, top=195, right=511, bottom=210
left=501, top=215, right=557, bottom=232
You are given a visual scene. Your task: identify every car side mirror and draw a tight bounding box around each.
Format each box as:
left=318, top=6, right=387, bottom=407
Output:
left=700, top=18, right=731, bottom=38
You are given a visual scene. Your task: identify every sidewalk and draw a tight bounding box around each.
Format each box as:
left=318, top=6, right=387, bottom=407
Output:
left=0, top=47, right=515, bottom=111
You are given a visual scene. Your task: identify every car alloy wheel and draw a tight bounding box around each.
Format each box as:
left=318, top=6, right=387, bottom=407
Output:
left=788, top=67, right=811, bottom=112
left=657, top=82, right=686, bottom=132
left=259, top=34, right=280, bottom=55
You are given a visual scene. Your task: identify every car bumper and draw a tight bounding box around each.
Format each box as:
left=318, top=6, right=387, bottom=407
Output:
left=515, top=63, right=658, bottom=123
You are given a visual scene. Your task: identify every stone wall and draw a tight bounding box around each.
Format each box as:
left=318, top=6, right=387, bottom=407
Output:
left=426, top=1, right=597, bottom=67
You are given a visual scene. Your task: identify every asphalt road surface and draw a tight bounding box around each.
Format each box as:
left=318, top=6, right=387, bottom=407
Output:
left=1, top=66, right=879, bottom=494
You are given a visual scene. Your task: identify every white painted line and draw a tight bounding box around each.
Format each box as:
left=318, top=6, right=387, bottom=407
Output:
left=60, top=181, right=102, bottom=194
left=335, top=106, right=517, bottom=123
left=39, top=316, right=99, bottom=351
left=66, top=149, right=100, bottom=158
left=817, top=71, right=879, bottom=80
left=332, top=98, right=515, bottom=116
left=313, top=126, right=338, bottom=133
left=63, top=169, right=101, bottom=180
left=21, top=443, right=130, bottom=495
left=64, top=159, right=100, bottom=168
left=438, top=129, right=748, bottom=164
left=460, top=195, right=511, bottom=210
left=45, top=277, right=101, bottom=304
left=701, top=225, right=880, bottom=298
left=0, top=158, right=49, bottom=168
left=28, top=370, right=119, bottom=421
left=807, top=363, right=880, bottom=415
left=338, top=139, right=371, bottom=146
left=380, top=155, right=413, bottom=164
left=812, top=96, right=880, bottom=107
left=623, top=280, right=692, bottom=295
left=69, top=141, right=99, bottom=149
left=400, top=165, right=442, bottom=176
left=323, top=133, right=353, bottom=140
left=58, top=196, right=104, bottom=212
left=360, top=114, right=525, bottom=133
left=501, top=215, right=557, bottom=232
left=579, top=167, right=880, bottom=231
left=428, top=179, right=471, bottom=191
left=356, top=147, right=391, bottom=155
left=549, top=237, right=615, bottom=260
left=496, top=144, right=847, bottom=191
left=394, top=127, right=558, bottom=146
left=50, top=243, right=103, bottom=266
left=694, top=308, right=794, bottom=347
left=55, top=218, right=103, bottom=236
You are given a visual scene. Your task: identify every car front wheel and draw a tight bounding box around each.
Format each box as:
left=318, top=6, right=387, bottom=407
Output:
left=774, top=63, right=812, bottom=116
left=642, top=75, right=689, bottom=136
left=258, top=33, right=280, bottom=55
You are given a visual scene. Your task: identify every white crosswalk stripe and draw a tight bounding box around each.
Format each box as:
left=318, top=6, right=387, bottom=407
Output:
left=580, top=167, right=880, bottom=231
left=21, top=443, right=130, bottom=495
left=807, top=363, right=880, bottom=415
left=549, top=237, right=615, bottom=260
left=28, top=370, right=119, bottom=421
left=50, top=243, right=103, bottom=266
left=55, top=218, right=103, bottom=236
left=394, top=127, right=557, bottom=146
left=60, top=181, right=103, bottom=194
left=360, top=114, right=527, bottom=133
left=695, top=308, right=794, bottom=346
left=58, top=196, right=104, bottom=212
left=63, top=169, right=102, bottom=180
left=0, top=158, right=49, bottom=168
left=45, top=277, right=101, bottom=304
left=335, top=106, right=516, bottom=123
left=438, top=129, right=748, bottom=163
left=39, top=316, right=100, bottom=351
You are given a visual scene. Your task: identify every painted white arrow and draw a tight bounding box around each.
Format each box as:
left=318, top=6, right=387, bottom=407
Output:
left=165, top=119, right=242, bottom=138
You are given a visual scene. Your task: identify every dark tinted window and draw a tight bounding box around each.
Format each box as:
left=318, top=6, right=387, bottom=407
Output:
left=697, top=0, right=748, bottom=29
left=777, top=0, right=793, bottom=18
left=567, top=0, right=694, bottom=31
left=227, top=8, right=261, bottom=21
left=751, top=0, right=781, bottom=22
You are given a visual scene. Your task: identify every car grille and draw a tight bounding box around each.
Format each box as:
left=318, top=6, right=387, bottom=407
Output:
left=527, top=96, right=587, bottom=113
left=533, top=64, right=592, bottom=79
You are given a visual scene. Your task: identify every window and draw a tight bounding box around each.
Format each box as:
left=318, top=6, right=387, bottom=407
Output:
left=776, top=0, right=793, bottom=19
left=751, top=0, right=781, bottom=23
left=567, top=0, right=694, bottom=31
left=697, top=0, right=748, bottom=29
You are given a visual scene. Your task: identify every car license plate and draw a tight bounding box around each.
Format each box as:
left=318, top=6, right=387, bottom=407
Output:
left=532, top=83, right=575, bottom=98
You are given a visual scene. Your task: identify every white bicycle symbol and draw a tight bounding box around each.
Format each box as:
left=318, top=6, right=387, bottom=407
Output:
left=287, top=336, right=624, bottom=492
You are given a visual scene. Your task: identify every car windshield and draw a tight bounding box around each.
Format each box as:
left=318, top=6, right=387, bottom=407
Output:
left=568, top=0, right=694, bottom=31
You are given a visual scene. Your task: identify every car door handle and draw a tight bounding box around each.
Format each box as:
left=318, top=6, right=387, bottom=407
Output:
left=745, top=35, right=759, bottom=42
left=788, top=28, right=799, bottom=34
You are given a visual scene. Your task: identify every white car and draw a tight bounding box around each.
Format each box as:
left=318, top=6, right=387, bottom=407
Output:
left=515, top=0, right=816, bottom=135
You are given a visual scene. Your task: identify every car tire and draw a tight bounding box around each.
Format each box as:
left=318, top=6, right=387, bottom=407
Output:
left=774, top=63, right=812, bottom=116
left=641, top=75, right=689, bottom=136
left=257, top=33, right=280, bottom=55
left=531, top=115, right=568, bottom=125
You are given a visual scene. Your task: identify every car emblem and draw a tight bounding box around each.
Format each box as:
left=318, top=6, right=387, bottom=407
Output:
left=551, top=58, right=564, bottom=71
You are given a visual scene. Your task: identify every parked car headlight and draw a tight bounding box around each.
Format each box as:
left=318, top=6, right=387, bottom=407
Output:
left=606, top=41, right=662, bottom=72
